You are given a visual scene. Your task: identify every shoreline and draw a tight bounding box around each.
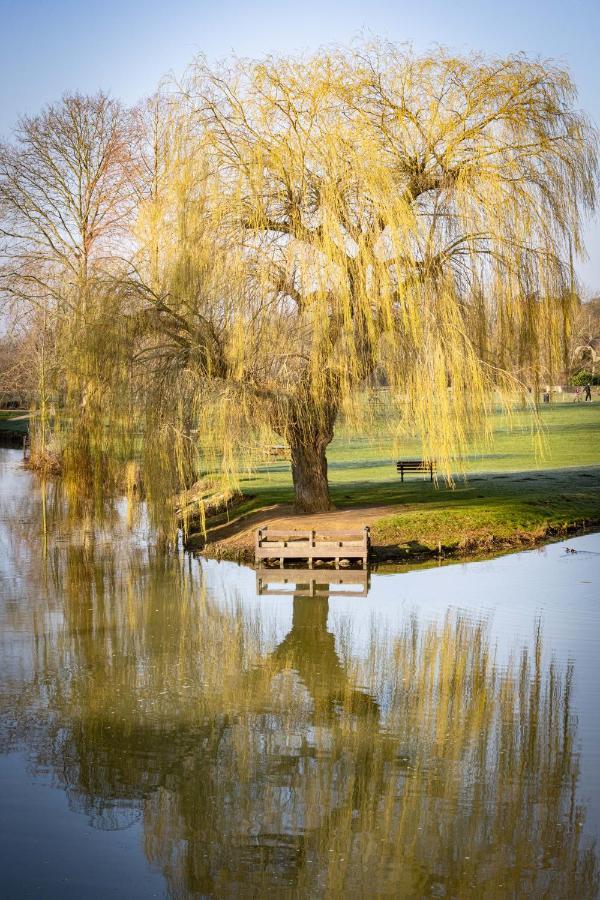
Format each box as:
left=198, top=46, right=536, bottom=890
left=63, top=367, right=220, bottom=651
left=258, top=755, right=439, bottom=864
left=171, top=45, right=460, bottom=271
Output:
left=189, top=506, right=600, bottom=568
left=5, top=438, right=599, bottom=571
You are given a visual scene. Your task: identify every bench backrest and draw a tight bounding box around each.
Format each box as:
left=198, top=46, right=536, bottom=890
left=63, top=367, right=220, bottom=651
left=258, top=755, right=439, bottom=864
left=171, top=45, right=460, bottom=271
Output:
left=256, top=527, right=370, bottom=546
left=396, top=460, right=433, bottom=470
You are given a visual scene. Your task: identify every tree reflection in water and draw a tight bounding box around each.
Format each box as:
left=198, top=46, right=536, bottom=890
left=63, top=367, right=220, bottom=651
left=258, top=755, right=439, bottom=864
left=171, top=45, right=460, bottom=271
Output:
left=0, top=488, right=598, bottom=898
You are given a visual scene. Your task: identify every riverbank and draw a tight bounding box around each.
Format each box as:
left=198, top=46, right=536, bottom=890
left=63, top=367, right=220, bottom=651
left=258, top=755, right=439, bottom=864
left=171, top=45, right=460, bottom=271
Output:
left=189, top=466, right=600, bottom=564
left=0, top=410, right=28, bottom=442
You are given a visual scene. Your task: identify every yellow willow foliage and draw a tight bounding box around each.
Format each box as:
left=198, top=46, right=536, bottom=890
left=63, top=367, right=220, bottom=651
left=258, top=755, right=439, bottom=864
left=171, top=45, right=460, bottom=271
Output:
left=47, top=42, right=598, bottom=520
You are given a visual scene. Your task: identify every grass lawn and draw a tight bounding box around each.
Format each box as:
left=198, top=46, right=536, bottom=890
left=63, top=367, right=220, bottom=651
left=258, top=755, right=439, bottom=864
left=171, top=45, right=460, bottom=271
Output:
left=370, top=468, right=600, bottom=557
left=229, top=399, right=600, bottom=558
left=0, top=410, right=29, bottom=433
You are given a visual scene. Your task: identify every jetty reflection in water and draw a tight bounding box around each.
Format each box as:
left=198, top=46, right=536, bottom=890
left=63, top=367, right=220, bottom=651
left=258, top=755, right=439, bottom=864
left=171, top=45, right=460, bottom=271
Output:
left=0, top=456, right=599, bottom=898
left=256, top=566, right=370, bottom=596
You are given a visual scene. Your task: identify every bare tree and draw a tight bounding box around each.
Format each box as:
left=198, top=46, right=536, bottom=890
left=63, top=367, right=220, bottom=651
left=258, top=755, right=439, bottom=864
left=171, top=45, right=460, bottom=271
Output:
left=0, top=92, right=135, bottom=300
left=0, top=92, right=137, bottom=451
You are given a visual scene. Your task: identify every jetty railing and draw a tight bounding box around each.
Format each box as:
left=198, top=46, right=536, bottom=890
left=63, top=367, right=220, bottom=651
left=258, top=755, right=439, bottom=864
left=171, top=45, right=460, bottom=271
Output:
left=255, top=526, right=370, bottom=569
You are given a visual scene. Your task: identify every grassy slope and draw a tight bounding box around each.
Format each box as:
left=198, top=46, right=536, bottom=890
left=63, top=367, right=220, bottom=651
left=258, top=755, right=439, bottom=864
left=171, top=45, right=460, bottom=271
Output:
left=233, top=400, right=600, bottom=556
left=371, top=469, right=600, bottom=556
left=0, top=410, right=29, bottom=433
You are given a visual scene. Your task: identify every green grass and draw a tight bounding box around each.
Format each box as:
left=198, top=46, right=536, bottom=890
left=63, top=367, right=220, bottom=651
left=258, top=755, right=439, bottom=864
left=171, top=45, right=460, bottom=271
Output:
left=239, top=400, right=600, bottom=500
left=0, top=410, right=29, bottom=433
left=230, top=400, right=600, bottom=556
left=371, top=469, right=600, bottom=555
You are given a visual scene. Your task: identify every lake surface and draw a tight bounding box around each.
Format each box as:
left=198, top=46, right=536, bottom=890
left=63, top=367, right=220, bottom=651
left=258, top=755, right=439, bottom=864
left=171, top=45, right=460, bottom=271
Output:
left=1, top=446, right=599, bottom=898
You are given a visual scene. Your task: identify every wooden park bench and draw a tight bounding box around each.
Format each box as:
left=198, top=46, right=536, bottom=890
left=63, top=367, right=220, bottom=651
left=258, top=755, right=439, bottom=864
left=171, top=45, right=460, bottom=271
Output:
left=396, top=459, right=435, bottom=482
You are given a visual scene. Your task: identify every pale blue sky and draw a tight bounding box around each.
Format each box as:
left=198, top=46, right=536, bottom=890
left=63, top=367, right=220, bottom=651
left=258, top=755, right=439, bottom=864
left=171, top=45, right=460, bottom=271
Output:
left=1, top=0, right=598, bottom=288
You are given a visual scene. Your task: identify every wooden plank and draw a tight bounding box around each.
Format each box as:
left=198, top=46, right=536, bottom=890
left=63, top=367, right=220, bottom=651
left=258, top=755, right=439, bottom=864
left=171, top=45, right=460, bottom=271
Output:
left=256, top=538, right=367, bottom=548
left=396, top=461, right=435, bottom=468
left=256, top=547, right=367, bottom=559
left=256, top=546, right=366, bottom=553
left=258, top=539, right=366, bottom=549
left=260, top=529, right=363, bottom=541
left=260, top=527, right=367, bottom=536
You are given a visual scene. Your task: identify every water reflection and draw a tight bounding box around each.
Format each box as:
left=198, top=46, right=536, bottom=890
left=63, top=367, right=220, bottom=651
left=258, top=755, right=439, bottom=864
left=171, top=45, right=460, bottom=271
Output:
left=257, top=567, right=370, bottom=596
left=0, top=459, right=598, bottom=898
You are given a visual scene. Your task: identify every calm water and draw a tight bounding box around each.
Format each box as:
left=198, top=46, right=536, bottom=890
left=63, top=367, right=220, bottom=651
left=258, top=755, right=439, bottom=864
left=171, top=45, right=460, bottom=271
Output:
left=0, top=446, right=599, bottom=898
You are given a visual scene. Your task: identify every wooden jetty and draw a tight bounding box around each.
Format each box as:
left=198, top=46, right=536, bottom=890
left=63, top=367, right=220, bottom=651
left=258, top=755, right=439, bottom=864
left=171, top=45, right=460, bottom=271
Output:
left=255, top=526, right=370, bottom=569
left=256, top=567, right=370, bottom=597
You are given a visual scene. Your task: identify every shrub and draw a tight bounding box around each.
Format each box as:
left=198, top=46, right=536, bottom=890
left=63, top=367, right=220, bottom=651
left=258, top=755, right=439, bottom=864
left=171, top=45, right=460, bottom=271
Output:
left=570, top=370, right=600, bottom=386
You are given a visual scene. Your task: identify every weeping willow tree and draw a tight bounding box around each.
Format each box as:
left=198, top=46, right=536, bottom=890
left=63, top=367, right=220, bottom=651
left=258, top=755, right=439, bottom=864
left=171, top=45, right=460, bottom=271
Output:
left=124, top=42, right=597, bottom=514
left=1, top=44, right=597, bottom=517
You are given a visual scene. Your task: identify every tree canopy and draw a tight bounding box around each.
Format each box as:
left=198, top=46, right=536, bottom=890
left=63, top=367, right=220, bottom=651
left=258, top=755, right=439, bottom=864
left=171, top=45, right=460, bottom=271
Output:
left=1, top=43, right=597, bottom=519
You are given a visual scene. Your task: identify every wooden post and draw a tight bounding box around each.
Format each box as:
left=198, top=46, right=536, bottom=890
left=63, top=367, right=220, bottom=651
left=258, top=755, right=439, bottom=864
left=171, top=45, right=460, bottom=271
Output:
left=430, top=462, right=433, bottom=482
left=400, top=464, right=404, bottom=483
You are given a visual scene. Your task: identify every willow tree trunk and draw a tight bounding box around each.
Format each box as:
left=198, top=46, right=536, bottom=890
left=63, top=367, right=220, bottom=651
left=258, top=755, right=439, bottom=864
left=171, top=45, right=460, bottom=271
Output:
left=289, top=433, right=333, bottom=513
left=277, top=376, right=339, bottom=513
